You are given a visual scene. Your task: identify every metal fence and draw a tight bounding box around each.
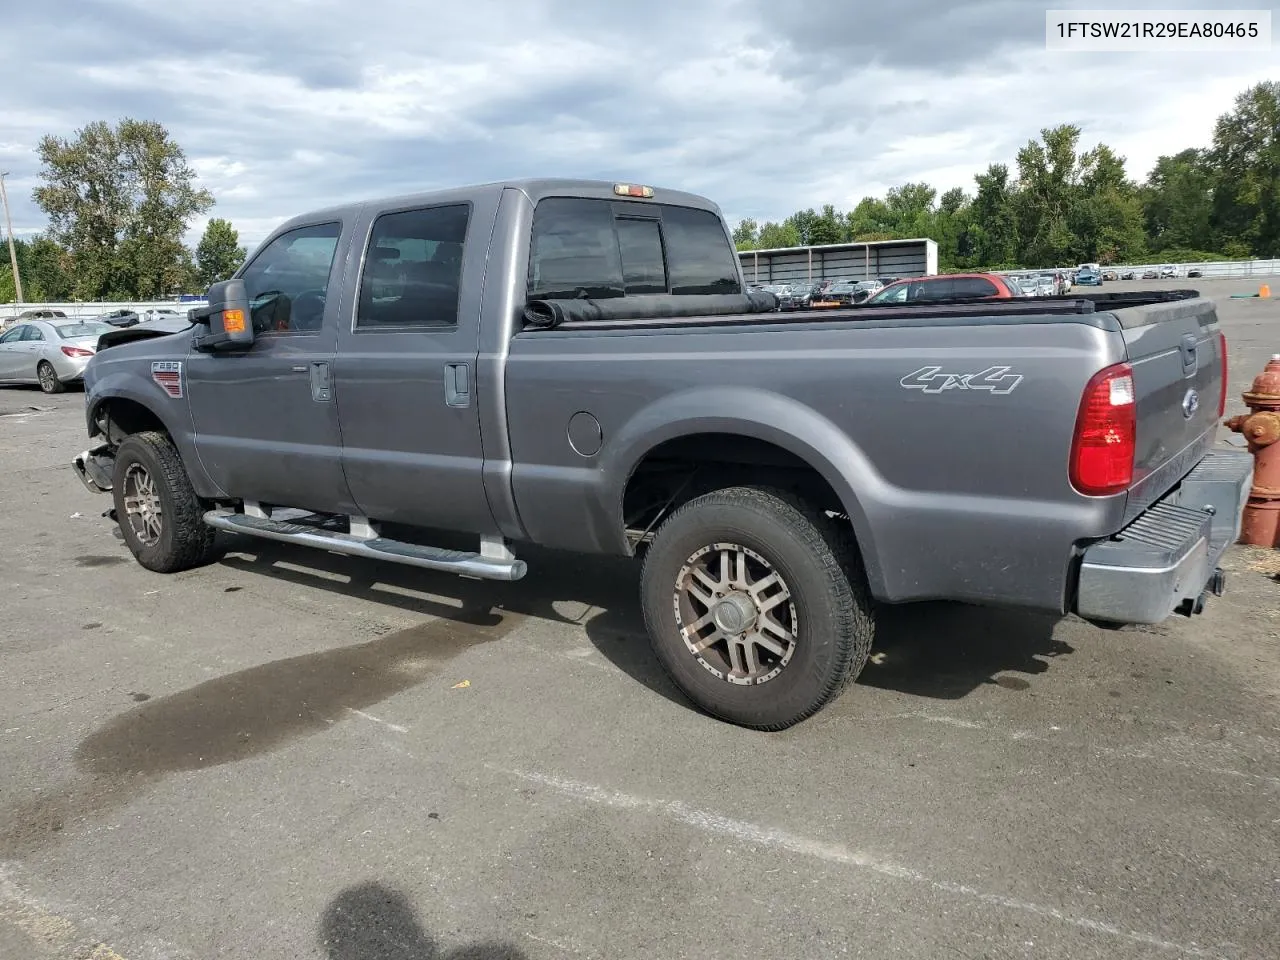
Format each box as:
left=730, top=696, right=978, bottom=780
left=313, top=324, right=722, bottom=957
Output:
left=1003, top=258, right=1280, bottom=279
left=0, top=300, right=206, bottom=323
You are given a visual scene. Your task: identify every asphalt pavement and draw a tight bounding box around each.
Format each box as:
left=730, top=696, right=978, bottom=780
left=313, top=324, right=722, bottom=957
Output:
left=1, top=277, right=1278, bottom=960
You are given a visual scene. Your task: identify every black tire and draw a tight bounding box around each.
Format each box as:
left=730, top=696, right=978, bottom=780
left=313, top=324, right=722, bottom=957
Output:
left=37, top=361, right=65, bottom=394
left=111, top=431, right=221, bottom=573
left=639, top=486, right=875, bottom=730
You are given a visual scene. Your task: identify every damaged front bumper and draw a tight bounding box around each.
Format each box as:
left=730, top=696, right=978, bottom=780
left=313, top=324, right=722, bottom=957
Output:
left=72, top=444, right=115, bottom=494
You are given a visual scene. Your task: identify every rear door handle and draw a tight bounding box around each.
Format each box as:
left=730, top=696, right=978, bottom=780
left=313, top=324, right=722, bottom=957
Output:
left=444, top=362, right=470, bottom=408
left=309, top=361, right=332, bottom=402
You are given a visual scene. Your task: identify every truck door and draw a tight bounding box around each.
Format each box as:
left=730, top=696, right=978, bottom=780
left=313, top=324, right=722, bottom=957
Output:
left=185, top=220, right=359, bottom=515
left=331, top=194, right=499, bottom=534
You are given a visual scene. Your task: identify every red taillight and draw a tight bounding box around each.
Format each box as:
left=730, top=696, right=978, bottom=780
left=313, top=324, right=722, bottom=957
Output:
left=60, top=345, right=93, bottom=358
left=1217, top=331, right=1228, bottom=417
left=1070, top=362, right=1136, bottom=496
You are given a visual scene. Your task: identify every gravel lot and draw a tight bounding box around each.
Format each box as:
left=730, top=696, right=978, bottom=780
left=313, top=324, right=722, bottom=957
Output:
left=2, top=278, right=1278, bottom=960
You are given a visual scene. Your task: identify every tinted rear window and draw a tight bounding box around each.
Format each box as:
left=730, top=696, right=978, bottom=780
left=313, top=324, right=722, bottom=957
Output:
left=527, top=197, right=741, bottom=302
left=660, top=205, right=740, bottom=295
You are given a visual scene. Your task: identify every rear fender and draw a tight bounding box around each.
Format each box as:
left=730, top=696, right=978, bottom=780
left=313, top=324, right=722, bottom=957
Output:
left=602, top=386, right=890, bottom=597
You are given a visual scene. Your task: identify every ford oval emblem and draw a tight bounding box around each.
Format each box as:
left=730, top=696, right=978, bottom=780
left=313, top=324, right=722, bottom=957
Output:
left=1182, top=389, right=1200, bottom=419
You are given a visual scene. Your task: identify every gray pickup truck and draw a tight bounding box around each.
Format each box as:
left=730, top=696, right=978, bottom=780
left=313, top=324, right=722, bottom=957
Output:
left=72, top=178, right=1251, bottom=730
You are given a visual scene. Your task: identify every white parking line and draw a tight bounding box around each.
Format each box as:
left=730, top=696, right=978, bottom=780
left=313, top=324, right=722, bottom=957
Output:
left=874, top=711, right=1280, bottom=788
left=345, top=708, right=409, bottom=733
left=492, top=766, right=1222, bottom=959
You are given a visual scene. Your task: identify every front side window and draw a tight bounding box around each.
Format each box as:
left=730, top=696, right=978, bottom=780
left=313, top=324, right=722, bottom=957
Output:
left=358, top=204, right=470, bottom=328
left=239, top=222, right=342, bottom=334
left=0, top=325, right=27, bottom=343
left=870, top=284, right=909, bottom=304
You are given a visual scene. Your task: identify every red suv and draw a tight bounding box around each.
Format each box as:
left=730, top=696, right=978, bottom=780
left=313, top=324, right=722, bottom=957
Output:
left=864, top=273, right=1020, bottom=305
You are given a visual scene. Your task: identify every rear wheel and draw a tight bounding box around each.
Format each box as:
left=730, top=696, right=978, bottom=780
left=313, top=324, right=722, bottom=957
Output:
left=111, top=431, right=221, bottom=573
left=37, top=361, right=65, bottom=394
left=640, top=486, right=875, bottom=730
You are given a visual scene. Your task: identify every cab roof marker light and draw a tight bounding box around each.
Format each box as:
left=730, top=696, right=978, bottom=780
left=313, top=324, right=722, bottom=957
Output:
left=613, top=184, right=654, bottom=198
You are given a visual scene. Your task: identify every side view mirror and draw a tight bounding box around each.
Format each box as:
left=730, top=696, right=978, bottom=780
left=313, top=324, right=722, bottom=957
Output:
left=191, top=279, right=254, bottom=351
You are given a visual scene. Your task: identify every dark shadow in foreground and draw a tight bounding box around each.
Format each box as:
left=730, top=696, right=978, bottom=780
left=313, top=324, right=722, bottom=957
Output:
left=321, top=881, right=527, bottom=960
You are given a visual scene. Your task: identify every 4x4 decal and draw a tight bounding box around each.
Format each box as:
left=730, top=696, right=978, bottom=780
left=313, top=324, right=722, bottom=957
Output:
left=900, top=365, right=1023, bottom=395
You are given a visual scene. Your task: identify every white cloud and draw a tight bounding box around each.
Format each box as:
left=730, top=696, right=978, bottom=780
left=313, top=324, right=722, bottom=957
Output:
left=0, top=0, right=1274, bottom=249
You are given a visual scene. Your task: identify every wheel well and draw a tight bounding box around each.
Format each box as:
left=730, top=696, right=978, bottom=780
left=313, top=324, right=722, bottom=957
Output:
left=623, top=433, right=848, bottom=536
left=93, top=398, right=168, bottom=445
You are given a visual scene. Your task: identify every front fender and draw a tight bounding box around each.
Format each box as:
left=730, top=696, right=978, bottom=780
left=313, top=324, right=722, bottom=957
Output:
left=84, top=364, right=224, bottom=499
left=599, top=386, right=891, bottom=597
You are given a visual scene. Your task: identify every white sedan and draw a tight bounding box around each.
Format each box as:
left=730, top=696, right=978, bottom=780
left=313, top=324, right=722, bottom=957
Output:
left=0, top=318, right=115, bottom=393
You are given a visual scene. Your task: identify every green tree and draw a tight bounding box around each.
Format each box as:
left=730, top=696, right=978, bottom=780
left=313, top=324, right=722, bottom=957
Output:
left=195, top=218, right=247, bottom=287
left=884, top=182, right=937, bottom=237
left=1141, top=149, right=1216, bottom=252
left=33, top=118, right=213, bottom=300
left=732, top=217, right=759, bottom=251
left=969, top=164, right=1018, bottom=268
left=0, top=234, right=72, bottom=303
left=1208, top=80, right=1280, bottom=256
left=846, top=197, right=894, bottom=239
left=757, top=220, right=801, bottom=249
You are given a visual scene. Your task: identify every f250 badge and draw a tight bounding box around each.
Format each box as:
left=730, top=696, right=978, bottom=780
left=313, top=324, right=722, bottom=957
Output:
left=900, top=365, right=1023, bottom=395
left=151, top=361, right=184, bottom=399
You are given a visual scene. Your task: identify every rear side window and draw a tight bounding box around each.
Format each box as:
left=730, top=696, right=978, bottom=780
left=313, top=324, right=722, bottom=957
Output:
left=910, top=278, right=954, bottom=302
left=22, top=325, right=46, bottom=342
left=952, top=277, right=997, bottom=298
left=358, top=204, right=471, bottom=328
left=527, top=197, right=741, bottom=302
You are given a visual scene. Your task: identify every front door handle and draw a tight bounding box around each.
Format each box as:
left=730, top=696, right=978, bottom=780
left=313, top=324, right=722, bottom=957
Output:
left=444, top=362, right=470, bottom=408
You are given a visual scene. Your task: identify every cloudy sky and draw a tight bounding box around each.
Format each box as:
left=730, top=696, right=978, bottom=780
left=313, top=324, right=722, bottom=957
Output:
left=1, top=0, right=1276, bottom=250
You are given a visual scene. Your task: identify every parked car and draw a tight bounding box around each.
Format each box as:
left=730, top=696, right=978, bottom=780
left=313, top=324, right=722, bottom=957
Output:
left=1142, top=269, right=1160, bottom=280
left=141, top=307, right=188, bottom=323
left=1075, top=266, right=1103, bottom=286
left=865, top=272, right=1023, bottom=304
left=1187, top=268, right=1203, bottom=278
left=0, top=318, right=115, bottom=393
left=73, top=177, right=1247, bottom=731
left=1033, top=274, right=1058, bottom=296
left=1159, top=264, right=1178, bottom=279
left=1121, top=270, right=1136, bottom=280
left=98, top=309, right=142, bottom=328
left=777, top=282, right=823, bottom=311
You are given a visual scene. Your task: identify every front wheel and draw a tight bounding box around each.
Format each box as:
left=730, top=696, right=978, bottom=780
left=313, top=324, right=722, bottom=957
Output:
left=640, top=486, right=875, bottom=730
left=37, top=361, right=65, bottom=394
left=111, top=431, right=222, bottom=573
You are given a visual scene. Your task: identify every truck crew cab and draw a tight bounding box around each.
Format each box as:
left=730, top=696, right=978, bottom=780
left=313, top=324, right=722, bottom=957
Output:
left=73, top=179, right=1250, bottom=730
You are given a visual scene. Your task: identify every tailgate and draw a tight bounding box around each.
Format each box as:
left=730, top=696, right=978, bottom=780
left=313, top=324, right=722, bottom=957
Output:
left=1115, top=296, right=1223, bottom=516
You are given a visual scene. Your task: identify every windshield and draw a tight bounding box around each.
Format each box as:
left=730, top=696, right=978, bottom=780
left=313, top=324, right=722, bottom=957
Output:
left=854, top=281, right=879, bottom=291
left=55, top=322, right=114, bottom=338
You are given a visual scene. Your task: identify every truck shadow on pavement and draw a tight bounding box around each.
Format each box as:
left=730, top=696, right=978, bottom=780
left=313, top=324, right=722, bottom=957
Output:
left=217, top=537, right=1075, bottom=706
left=321, top=881, right=527, bottom=960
